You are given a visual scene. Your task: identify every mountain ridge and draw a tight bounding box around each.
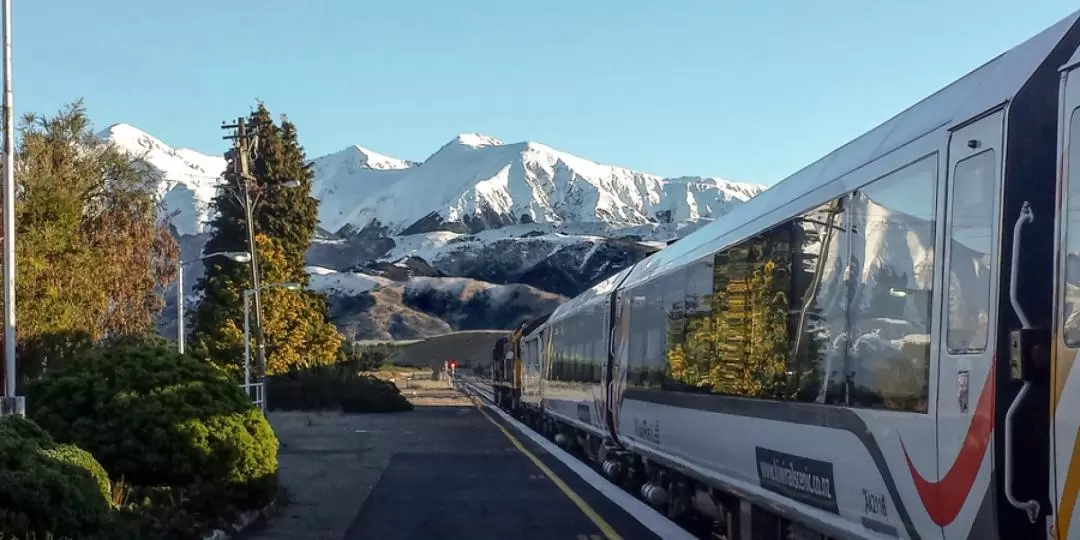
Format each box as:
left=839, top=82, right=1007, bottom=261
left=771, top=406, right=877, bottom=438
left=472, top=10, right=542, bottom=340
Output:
left=101, top=123, right=766, bottom=238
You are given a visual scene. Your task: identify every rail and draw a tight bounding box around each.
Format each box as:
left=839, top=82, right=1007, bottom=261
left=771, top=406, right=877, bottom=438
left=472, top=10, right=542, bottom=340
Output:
left=239, top=381, right=266, bottom=411
left=453, top=375, right=494, bottom=404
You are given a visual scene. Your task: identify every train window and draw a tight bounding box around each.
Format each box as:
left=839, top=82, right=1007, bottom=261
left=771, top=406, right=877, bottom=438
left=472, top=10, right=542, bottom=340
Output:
left=627, top=288, right=651, bottom=387
left=662, top=268, right=688, bottom=388
left=674, top=226, right=795, bottom=400
left=1063, top=109, right=1080, bottom=347
left=669, top=256, right=715, bottom=392
left=846, top=153, right=937, bottom=413
left=644, top=279, right=667, bottom=388
left=945, top=150, right=997, bottom=353
left=630, top=299, right=642, bottom=386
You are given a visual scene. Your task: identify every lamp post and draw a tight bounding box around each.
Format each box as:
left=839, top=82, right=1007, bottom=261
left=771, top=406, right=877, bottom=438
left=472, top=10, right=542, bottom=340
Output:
left=176, top=251, right=251, bottom=354
left=242, top=282, right=300, bottom=394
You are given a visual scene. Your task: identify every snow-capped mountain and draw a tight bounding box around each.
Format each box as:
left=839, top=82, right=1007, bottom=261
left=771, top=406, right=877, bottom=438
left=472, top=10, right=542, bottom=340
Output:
left=101, top=123, right=765, bottom=238
left=311, top=145, right=418, bottom=234
left=107, top=121, right=766, bottom=340
left=101, top=124, right=226, bottom=237
left=323, top=133, right=764, bottom=236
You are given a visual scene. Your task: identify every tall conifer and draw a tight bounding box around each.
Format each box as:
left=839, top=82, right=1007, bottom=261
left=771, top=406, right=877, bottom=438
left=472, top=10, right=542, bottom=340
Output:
left=189, top=102, right=340, bottom=374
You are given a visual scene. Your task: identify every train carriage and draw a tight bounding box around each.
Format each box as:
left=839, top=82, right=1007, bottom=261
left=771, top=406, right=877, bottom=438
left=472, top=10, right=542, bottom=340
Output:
left=537, top=267, right=633, bottom=438
left=598, top=12, right=1080, bottom=539
left=497, top=313, right=550, bottom=414
left=495, top=10, right=1080, bottom=540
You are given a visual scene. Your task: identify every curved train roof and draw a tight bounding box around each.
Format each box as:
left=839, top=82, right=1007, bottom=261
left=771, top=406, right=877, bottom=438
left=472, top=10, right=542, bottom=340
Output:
left=546, top=266, right=633, bottom=325
left=620, top=9, right=1080, bottom=291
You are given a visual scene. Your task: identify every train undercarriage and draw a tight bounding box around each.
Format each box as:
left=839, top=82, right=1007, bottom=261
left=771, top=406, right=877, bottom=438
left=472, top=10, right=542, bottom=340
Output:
left=494, top=398, right=833, bottom=540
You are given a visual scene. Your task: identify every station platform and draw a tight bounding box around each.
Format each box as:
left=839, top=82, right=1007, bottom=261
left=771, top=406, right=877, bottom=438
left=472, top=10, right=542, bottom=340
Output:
left=240, top=376, right=694, bottom=540
left=343, top=401, right=670, bottom=540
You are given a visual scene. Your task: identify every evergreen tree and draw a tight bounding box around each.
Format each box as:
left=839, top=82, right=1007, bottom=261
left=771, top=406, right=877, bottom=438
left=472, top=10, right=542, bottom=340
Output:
left=188, top=102, right=340, bottom=375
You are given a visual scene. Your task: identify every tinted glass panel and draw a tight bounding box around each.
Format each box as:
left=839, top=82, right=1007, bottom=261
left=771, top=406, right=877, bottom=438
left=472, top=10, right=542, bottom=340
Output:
left=945, top=150, right=997, bottom=353
left=627, top=154, right=937, bottom=414
left=789, top=198, right=849, bottom=405
left=847, top=154, right=937, bottom=413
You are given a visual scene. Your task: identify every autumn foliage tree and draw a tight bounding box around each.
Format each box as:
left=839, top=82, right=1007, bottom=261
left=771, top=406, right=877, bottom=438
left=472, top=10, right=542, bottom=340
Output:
left=9, top=101, right=178, bottom=384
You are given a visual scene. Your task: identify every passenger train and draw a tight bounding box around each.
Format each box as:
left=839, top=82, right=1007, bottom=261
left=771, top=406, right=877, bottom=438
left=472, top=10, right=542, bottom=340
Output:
left=489, top=10, right=1080, bottom=540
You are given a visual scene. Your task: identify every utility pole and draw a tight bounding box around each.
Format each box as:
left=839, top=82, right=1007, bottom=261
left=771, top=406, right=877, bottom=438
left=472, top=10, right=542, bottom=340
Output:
left=221, top=117, right=267, bottom=377
left=1, top=0, right=21, bottom=417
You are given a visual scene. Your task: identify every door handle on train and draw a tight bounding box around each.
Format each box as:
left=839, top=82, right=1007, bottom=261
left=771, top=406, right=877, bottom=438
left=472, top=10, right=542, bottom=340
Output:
left=1004, top=200, right=1041, bottom=524
left=609, top=326, right=616, bottom=358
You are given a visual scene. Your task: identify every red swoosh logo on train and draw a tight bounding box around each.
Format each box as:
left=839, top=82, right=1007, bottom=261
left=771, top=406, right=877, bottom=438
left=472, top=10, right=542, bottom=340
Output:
left=899, top=362, right=996, bottom=526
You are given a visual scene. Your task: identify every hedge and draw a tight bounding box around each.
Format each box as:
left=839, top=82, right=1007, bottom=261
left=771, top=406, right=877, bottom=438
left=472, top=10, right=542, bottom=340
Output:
left=26, top=340, right=280, bottom=518
left=266, top=359, right=413, bottom=413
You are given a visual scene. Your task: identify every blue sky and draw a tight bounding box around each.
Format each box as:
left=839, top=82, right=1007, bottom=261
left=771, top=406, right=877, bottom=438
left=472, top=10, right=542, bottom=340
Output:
left=15, top=1, right=1079, bottom=186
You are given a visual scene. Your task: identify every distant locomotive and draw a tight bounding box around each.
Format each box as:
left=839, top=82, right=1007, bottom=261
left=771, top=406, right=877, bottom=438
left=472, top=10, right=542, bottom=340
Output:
left=491, top=313, right=549, bottom=411
left=491, top=10, right=1080, bottom=540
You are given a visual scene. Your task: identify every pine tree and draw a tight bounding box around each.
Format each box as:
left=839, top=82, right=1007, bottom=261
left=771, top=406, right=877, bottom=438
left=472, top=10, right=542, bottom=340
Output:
left=188, top=102, right=340, bottom=375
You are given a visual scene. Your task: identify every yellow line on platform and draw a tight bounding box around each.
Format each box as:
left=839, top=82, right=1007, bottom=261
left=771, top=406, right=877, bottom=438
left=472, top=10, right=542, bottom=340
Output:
left=470, top=396, right=623, bottom=540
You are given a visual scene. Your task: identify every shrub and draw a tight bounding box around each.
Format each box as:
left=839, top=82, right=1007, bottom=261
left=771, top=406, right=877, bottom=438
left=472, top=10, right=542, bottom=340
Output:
left=335, top=341, right=392, bottom=372
left=0, top=415, right=114, bottom=538
left=266, top=359, right=413, bottom=413
left=26, top=339, right=280, bottom=516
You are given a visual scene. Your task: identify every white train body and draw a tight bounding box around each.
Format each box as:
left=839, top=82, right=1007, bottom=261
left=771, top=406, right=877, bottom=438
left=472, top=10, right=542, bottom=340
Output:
left=504, top=10, right=1080, bottom=540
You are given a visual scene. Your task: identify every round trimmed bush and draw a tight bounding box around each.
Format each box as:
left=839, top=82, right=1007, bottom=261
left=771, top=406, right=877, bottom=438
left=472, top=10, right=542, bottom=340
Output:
left=0, top=415, right=114, bottom=538
left=26, top=339, right=279, bottom=511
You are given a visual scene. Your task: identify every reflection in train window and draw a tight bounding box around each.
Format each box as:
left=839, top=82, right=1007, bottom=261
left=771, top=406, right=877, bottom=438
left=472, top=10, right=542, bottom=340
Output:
left=635, top=153, right=937, bottom=414
left=945, top=150, right=998, bottom=353
left=847, top=154, right=936, bottom=412
left=790, top=198, right=849, bottom=405
left=1063, top=110, right=1080, bottom=347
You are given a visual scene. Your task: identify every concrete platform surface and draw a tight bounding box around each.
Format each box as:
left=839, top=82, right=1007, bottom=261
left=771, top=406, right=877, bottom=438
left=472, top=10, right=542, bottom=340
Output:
left=242, top=405, right=661, bottom=540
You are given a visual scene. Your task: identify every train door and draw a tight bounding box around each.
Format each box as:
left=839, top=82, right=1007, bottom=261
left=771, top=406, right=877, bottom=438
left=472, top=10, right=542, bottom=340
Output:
left=600, top=291, right=617, bottom=437
left=605, top=289, right=631, bottom=441
left=1053, top=54, right=1080, bottom=540
left=935, top=111, right=1006, bottom=539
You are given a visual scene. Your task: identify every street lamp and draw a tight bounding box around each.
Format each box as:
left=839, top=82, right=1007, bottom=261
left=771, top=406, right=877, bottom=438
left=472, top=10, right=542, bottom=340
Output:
left=176, top=251, right=251, bottom=354
left=242, top=282, right=300, bottom=393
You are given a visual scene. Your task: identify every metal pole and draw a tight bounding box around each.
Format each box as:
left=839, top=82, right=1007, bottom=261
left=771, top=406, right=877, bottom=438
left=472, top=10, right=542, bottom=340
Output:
left=243, top=290, right=251, bottom=392
left=242, top=190, right=266, bottom=378
left=176, top=259, right=184, bottom=354
left=233, top=121, right=266, bottom=379
left=2, top=0, right=15, bottom=401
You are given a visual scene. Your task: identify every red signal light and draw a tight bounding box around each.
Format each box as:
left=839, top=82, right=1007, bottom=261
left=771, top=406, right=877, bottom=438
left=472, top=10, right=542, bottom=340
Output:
left=449, top=360, right=457, bottom=369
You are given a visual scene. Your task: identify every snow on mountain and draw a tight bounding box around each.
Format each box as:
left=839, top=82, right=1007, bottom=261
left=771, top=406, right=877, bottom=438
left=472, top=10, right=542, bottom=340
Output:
left=306, top=265, right=394, bottom=296
left=309, top=146, right=416, bottom=234
left=329, top=133, right=765, bottom=236
left=101, top=125, right=763, bottom=240
left=101, top=123, right=225, bottom=237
